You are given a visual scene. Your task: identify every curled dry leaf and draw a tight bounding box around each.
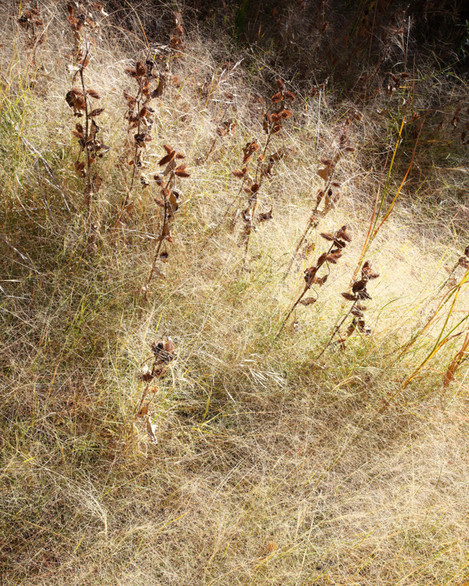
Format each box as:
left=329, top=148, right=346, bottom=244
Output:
left=317, top=165, right=333, bottom=182
left=89, top=108, right=104, bottom=117
left=352, top=279, right=368, bottom=293
left=159, top=151, right=176, bottom=166
left=138, top=402, right=150, bottom=417
left=271, top=92, right=284, bottom=103
left=151, top=338, right=176, bottom=363
left=75, top=160, right=85, bottom=176
left=276, top=78, right=285, bottom=90
left=313, top=274, right=328, bottom=286
left=140, top=365, right=153, bottom=381
left=175, top=164, right=190, bottom=178
left=146, top=416, right=158, bottom=444
left=351, top=306, right=364, bottom=318
left=258, top=208, right=273, bottom=222
left=300, top=296, right=317, bottom=306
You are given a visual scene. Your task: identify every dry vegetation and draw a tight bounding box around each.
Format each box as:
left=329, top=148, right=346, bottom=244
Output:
left=1, top=1, right=469, bottom=584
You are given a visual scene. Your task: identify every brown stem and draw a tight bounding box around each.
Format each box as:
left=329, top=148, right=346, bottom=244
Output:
left=136, top=384, right=150, bottom=416
left=146, top=174, right=174, bottom=289
left=274, top=284, right=311, bottom=340
left=78, top=48, right=92, bottom=215
left=243, top=121, right=276, bottom=265
left=277, top=243, right=334, bottom=339
left=283, top=152, right=341, bottom=279
left=316, top=302, right=356, bottom=360
left=115, top=82, right=145, bottom=229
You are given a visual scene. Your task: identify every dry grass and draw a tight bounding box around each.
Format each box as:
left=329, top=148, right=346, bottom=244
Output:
left=1, top=2, right=469, bottom=584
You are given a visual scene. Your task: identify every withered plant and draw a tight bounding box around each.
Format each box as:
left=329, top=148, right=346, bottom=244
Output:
left=168, top=11, right=186, bottom=62
left=441, top=245, right=469, bottom=290
left=284, top=115, right=359, bottom=277
left=232, top=79, right=295, bottom=263
left=143, top=144, right=190, bottom=294
left=150, top=10, right=186, bottom=75
left=65, top=2, right=109, bottom=215
left=114, top=59, right=164, bottom=228
left=136, top=338, right=177, bottom=443
left=317, top=260, right=379, bottom=358
left=276, top=225, right=352, bottom=339
left=443, top=328, right=469, bottom=389
left=203, top=116, right=238, bottom=162
left=17, top=1, right=45, bottom=69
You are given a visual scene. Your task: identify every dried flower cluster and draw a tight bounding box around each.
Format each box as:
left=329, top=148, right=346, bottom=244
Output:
left=142, top=144, right=190, bottom=293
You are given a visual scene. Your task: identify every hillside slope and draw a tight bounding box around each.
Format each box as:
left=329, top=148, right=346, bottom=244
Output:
left=1, top=1, right=469, bottom=584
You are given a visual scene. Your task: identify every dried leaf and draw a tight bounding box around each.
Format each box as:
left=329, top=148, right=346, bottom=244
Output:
left=271, top=91, right=284, bottom=103
left=335, top=225, right=351, bottom=242
left=175, top=164, right=190, bottom=178
left=341, top=292, right=357, bottom=301
left=75, top=160, right=85, bottom=176
left=91, top=174, right=103, bottom=193
left=276, top=79, right=285, bottom=90
left=300, top=296, right=317, bottom=306
left=159, top=151, right=176, bottom=166
left=317, top=166, right=333, bottom=182
left=313, top=275, right=328, bottom=286
left=89, top=108, right=104, bottom=117
left=316, top=252, right=328, bottom=267
left=146, top=416, right=158, bottom=444
left=151, top=77, right=165, bottom=98
left=138, top=402, right=150, bottom=416
left=352, top=279, right=367, bottom=293
left=151, top=339, right=176, bottom=363
left=258, top=208, right=273, bottom=222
